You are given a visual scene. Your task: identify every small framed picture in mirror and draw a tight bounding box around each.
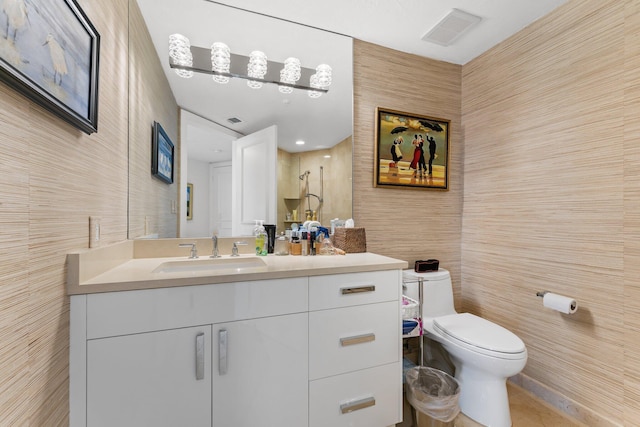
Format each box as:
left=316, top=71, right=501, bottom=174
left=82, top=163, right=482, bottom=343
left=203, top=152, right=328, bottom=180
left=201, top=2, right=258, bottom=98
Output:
left=151, top=121, right=174, bottom=184
left=186, top=183, right=193, bottom=220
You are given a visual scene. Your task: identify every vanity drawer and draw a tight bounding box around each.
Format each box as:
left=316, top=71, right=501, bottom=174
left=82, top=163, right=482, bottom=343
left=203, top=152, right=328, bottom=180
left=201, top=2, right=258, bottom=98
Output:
left=309, top=270, right=400, bottom=310
left=85, top=277, right=308, bottom=339
left=309, top=301, right=399, bottom=380
left=309, top=362, right=402, bottom=427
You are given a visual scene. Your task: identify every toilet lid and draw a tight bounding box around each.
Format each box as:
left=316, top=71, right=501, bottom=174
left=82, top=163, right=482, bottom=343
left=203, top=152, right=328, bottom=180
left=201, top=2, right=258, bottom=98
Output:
left=433, top=313, right=526, bottom=356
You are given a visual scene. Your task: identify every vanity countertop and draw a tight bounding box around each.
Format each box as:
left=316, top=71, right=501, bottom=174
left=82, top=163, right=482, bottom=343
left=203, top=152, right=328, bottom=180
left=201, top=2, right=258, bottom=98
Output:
left=67, top=240, right=408, bottom=295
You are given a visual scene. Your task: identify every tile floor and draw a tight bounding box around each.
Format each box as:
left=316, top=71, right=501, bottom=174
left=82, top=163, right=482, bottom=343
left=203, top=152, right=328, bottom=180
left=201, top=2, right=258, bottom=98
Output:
left=454, top=382, right=586, bottom=427
left=402, top=382, right=586, bottom=427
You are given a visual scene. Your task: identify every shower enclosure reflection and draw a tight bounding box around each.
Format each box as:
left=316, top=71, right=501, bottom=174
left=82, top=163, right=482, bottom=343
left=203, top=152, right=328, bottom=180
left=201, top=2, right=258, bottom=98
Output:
left=278, top=137, right=352, bottom=232
left=180, top=112, right=352, bottom=238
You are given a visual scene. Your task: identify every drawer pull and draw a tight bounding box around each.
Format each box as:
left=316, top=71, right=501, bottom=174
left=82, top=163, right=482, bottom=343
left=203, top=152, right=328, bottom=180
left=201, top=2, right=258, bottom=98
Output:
left=340, top=333, right=376, bottom=347
left=219, top=329, right=228, bottom=375
left=340, top=396, right=376, bottom=414
left=195, top=332, right=205, bottom=380
left=341, top=285, right=375, bottom=295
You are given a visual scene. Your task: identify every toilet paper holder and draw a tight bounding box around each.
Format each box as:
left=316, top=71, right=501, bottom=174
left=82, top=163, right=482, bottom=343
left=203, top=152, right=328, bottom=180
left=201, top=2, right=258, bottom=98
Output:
left=536, top=290, right=578, bottom=314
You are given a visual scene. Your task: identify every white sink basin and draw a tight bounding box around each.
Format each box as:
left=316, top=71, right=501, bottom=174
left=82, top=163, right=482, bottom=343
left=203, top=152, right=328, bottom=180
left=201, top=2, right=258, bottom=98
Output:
left=152, top=257, right=267, bottom=274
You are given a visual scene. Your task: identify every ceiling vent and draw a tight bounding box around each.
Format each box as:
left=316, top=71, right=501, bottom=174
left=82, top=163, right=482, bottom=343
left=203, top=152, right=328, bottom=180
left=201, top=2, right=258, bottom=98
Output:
left=227, top=117, right=242, bottom=124
left=421, top=9, right=482, bottom=47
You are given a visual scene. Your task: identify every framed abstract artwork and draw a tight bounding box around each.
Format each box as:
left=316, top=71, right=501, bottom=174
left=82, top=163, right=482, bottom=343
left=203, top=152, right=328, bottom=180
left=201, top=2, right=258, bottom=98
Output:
left=374, top=107, right=450, bottom=190
left=0, top=0, right=100, bottom=134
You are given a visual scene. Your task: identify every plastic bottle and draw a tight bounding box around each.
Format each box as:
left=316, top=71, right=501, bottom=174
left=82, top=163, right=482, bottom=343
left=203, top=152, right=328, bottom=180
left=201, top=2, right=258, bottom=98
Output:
left=275, top=232, right=290, bottom=256
left=253, top=220, right=268, bottom=256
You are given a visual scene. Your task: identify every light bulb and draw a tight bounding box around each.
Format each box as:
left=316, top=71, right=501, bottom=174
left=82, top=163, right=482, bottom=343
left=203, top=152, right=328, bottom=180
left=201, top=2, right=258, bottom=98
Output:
left=247, top=50, right=267, bottom=89
left=211, top=42, right=230, bottom=84
left=315, top=64, right=332, bottom=88
left=279, top=57, right=301, bottom=94
left=168, top=34, right=193, bottom=78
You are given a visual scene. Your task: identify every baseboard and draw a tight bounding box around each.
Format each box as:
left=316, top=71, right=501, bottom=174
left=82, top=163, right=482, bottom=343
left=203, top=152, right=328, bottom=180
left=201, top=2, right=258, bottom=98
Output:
left=509, top=373, right=621, bottom=427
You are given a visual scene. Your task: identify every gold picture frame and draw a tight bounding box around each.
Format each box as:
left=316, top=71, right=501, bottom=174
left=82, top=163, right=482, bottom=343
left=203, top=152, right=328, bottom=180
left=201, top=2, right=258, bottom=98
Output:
left=374, top=107, right=450, bottom=190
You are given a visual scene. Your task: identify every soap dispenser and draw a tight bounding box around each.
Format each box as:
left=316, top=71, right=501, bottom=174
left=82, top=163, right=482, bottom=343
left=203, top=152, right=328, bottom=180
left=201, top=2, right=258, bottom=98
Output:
left=253, top=220, right=268, bottom=256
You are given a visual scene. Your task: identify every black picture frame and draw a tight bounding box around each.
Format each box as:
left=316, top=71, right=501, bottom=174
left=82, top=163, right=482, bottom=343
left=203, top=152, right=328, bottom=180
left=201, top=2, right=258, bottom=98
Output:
left=0, top=0, right=100, bottom=134
left=151, top=121, right=174, bottom=184
left=374, top=107, right=450, bottom=190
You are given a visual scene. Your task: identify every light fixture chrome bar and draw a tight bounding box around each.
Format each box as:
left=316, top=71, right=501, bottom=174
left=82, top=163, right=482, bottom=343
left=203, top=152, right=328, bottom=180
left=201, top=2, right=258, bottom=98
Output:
left=169, top=46, right=328, bottom=94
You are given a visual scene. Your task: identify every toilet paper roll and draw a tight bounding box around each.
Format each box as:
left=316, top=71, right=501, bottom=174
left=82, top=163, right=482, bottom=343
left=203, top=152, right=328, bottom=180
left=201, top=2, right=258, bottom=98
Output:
left=543, top=292, right=578, bottom=314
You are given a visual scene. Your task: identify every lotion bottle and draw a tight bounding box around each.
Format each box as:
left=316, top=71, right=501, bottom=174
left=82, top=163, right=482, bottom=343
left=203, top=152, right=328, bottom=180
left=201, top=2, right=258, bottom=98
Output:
left=253, top=220, right=268, bottom=256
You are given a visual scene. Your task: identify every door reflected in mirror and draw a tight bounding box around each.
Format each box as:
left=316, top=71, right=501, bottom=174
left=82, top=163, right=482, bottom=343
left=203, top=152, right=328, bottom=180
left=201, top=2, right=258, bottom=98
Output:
left=128, top=0, right=353, bottom=239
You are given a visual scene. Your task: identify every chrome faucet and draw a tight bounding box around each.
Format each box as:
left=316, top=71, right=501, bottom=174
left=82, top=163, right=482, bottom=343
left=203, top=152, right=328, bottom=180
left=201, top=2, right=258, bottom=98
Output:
left=179, top=243, right=198, bottom=259
left=231, top=241, right=247, bottom=257
left=210, top=234, right=220, bottom=258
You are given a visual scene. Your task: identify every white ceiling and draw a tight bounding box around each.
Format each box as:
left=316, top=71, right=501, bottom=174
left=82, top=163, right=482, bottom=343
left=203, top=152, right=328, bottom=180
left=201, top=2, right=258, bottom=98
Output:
left=136, top=0, right=567, bottom=163
left=213, top=0, right=567, bottom=65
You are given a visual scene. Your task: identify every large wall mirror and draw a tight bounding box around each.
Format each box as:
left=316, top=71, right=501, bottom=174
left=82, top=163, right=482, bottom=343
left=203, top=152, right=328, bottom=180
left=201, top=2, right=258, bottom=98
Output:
left=128, top=0, right=353, bottom=239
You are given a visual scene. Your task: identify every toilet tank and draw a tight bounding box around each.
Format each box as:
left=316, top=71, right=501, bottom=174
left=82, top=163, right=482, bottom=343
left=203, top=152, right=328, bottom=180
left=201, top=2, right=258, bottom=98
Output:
left=403, top=269, right=456, bottom=318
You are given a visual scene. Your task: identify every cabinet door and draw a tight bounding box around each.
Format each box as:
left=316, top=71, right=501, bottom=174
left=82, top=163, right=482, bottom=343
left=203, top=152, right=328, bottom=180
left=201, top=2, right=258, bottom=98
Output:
left=87, top=326, right=212, bottom=427
left=213, top=313, right=308, bottom=427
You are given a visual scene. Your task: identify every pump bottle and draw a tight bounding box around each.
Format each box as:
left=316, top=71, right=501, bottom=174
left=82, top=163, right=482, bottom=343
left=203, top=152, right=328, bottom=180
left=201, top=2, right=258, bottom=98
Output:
left=253, top=220, right=268, bottom=256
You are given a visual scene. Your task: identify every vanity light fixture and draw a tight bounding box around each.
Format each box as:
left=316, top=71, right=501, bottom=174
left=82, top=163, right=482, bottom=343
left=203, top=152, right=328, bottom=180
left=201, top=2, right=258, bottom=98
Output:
left=210, top=42, right=231, bottom=84
left=278, top=57, right=301, bottom=94
left=169, top=34, right=194, bottom=78
left=168, top=34, right=331, bottom=96
left=247, top=50, right=268, bottom=89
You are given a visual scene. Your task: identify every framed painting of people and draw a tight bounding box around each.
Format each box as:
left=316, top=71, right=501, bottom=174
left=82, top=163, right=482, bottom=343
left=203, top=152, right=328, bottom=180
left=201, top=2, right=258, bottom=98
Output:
left=0, top=0, right=100, bottom=134
left=374, top=107, right=449, bottom=190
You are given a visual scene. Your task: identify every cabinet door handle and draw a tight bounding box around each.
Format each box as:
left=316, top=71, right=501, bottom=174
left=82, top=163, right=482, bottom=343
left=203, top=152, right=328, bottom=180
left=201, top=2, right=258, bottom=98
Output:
left=218, top=329, right=228, bottom=375
left=340, top=333, right=376, bottom=347
left=195, top=332, right=205, bottom=381
left=340, top=396, right=376, bottom=414
left=340, top=285, right=375, bottom=295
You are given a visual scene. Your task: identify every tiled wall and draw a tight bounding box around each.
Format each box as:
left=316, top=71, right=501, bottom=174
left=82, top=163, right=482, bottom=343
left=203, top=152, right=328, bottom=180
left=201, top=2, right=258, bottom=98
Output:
left=461, top=1, right=634, bottom=425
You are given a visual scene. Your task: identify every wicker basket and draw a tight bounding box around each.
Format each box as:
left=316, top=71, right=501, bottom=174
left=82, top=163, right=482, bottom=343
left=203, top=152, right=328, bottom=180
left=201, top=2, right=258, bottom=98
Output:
left=332, top=227, right=366, bottom=253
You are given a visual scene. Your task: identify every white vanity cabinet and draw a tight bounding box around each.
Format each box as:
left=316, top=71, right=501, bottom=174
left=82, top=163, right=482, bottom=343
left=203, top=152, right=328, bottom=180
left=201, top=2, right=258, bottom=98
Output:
left=308, top=270, right=403, bottom=427
left=86, top=326, right=212, bottom=427
left=70, top=277, right=308, bottom=427
left=70, top=266, right=403, bottom=427
left=211, top=314, right=308, bottom=426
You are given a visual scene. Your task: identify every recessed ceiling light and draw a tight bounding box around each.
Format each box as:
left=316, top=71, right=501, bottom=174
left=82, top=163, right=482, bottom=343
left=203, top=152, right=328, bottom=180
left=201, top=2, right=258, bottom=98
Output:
left=324, top=155, right=331, bottom=158
left=296, top=140, right=305, bottom=145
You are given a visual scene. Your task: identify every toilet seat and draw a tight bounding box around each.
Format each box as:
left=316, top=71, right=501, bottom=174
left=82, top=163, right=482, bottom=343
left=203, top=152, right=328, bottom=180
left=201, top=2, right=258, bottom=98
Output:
left=433, top=313, right=526, bottom=360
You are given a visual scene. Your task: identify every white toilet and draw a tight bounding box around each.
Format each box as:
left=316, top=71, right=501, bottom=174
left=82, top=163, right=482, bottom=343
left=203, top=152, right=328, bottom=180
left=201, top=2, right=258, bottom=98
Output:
left=403, top=269, right=527, bottom=427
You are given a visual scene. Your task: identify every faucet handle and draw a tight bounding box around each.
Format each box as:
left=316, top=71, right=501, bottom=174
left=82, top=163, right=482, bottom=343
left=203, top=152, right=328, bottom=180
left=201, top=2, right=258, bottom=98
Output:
left=179, top=243, right=198, bottom=259
left=231, top=241, right=247, bottom=257
left=210, top=234, right=220, bottom=258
